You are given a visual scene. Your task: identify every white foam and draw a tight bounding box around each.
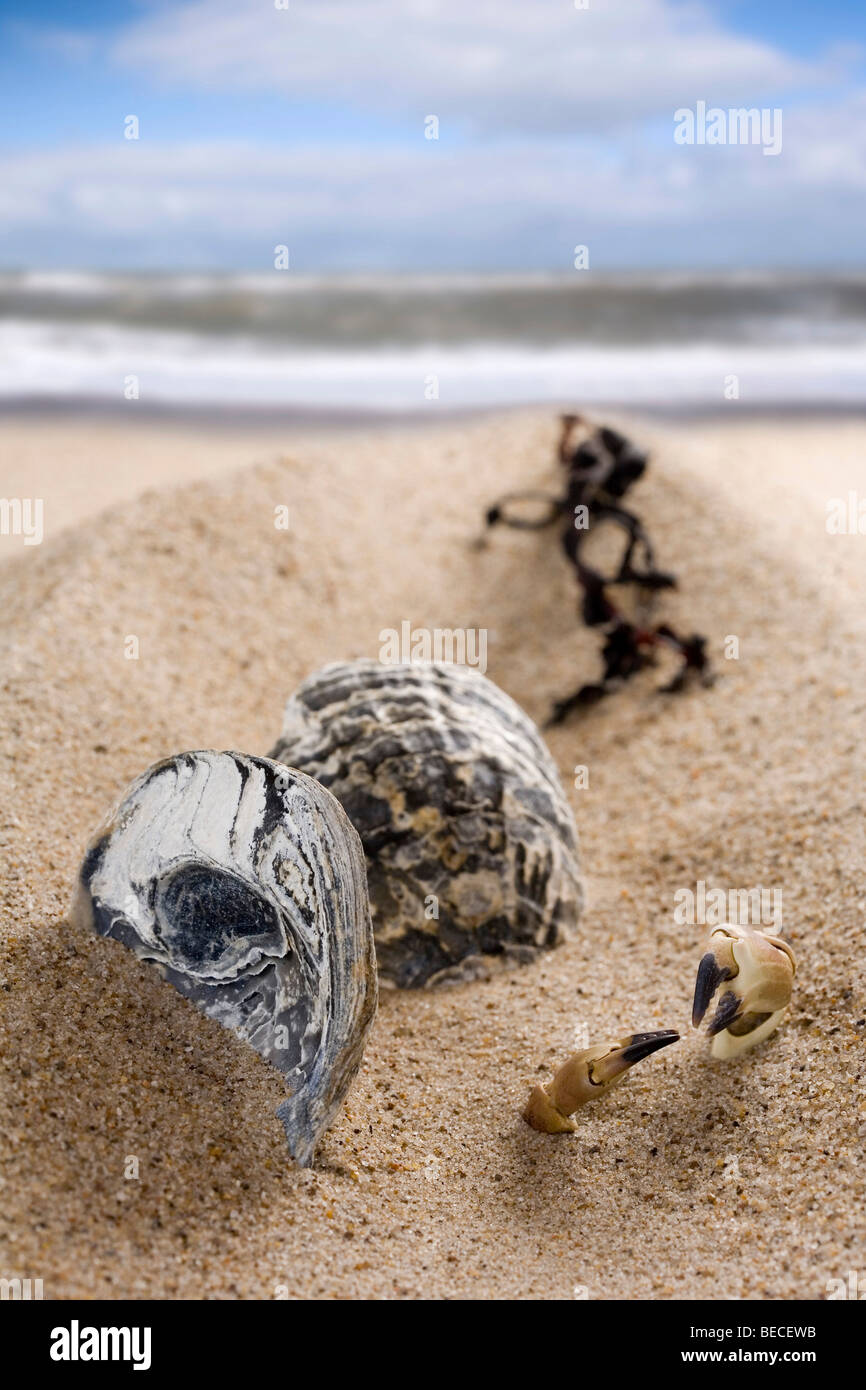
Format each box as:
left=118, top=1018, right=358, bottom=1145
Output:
left=1, top=318, right=864, bottom=408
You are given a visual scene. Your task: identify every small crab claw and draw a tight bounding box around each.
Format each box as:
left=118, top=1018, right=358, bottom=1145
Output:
left=522, top=1030, right=679, bottom=1134
left=691, top=924, right=796, bottom=1059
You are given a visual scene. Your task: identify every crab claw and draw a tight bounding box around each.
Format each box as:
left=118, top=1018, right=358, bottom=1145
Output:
left=692, top=924, right=796, bottom=1059
left=522, top=1030, right=679, bottom=1134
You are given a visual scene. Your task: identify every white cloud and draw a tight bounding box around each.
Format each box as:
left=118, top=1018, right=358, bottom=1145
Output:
left=2, top=100, right=866, bottom=270
left=1, top=3, right=862, bottom=268
left=109, top=0, right=826, bottom=134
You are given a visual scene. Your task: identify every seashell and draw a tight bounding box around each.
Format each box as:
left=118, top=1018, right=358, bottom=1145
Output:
left=72, top=750, right=377, bottom=1166
left=270, top=660, right=583, bottom=987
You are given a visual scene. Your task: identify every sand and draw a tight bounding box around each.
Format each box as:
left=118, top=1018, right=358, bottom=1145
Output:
left=0, top=407, right=863, bottom=1300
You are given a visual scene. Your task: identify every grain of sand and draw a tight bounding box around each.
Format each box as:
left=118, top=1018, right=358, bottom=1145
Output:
left=0, top=408, right=863, bottom=1300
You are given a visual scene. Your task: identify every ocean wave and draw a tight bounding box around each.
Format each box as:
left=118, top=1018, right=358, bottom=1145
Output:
left=2, top=271, right=866, bottom=349
left=1, top=318, right=864, bottom=408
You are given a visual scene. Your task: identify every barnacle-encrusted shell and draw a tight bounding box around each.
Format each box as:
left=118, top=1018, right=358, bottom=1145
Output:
left=72, top=750, right=377, bottom=1165
left=270, top=661, right=582, bottom=986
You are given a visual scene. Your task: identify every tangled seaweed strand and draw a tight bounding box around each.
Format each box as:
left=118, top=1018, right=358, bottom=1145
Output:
left=481, top=414, right=713, bottom=725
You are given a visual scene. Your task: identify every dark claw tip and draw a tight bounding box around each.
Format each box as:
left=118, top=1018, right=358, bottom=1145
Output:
left=706, top=991, right=742, bottom=1037
left=692, top=952, right=730, bottom=1028
left=620, top=1029, right=680, bottom=1066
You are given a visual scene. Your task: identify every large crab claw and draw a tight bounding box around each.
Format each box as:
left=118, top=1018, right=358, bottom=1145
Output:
left=523, top=1030, right=679, bottom=1133
left=692, top=924, right=796, bottom=1059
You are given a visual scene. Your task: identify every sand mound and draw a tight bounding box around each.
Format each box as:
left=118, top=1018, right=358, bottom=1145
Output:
left=1, top=409, right=863, bottom=1299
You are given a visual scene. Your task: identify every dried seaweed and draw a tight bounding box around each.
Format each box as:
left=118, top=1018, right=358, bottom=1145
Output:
left=481, top=414, right=713, bottom=723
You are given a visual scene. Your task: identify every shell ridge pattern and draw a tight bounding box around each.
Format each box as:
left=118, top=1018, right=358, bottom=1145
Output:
left=271, top=661, right=582, bottom=987
left=75, top=750, right=378, bottom=1166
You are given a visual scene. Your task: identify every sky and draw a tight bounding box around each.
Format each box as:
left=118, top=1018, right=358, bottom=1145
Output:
left=0, top=0, right=864, bottom=271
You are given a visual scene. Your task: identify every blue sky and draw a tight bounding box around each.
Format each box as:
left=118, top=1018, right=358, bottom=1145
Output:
left=0, top=0, right=864, bottom=270
left=728, top=0, right=866, bottom=58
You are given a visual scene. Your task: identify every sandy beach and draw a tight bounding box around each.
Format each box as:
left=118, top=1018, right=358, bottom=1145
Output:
left=0, top=406, right=863, bottom=1300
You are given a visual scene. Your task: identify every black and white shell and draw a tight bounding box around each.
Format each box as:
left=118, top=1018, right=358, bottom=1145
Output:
left=270, top=661, right=582, bottom=987
left=72, top=750, right=377, bottom=1166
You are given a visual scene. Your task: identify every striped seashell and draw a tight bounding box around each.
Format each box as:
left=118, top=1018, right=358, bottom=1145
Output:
left=72, top=750, right=377, bottom=1166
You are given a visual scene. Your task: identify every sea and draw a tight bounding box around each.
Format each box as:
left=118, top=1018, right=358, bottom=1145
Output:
left=1, top=270, right=864, bottom=413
